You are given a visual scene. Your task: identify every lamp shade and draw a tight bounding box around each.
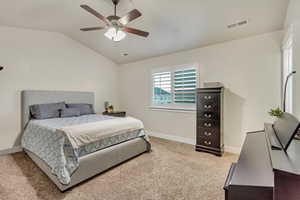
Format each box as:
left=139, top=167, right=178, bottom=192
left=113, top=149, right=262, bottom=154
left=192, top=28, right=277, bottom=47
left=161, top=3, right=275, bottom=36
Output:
left=104, top=27, right=126, bottom=42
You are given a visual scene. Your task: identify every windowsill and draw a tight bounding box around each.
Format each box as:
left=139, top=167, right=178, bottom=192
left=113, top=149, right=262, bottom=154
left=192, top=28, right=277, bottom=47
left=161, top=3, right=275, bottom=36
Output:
left=149, top=106, right=196, bottom=113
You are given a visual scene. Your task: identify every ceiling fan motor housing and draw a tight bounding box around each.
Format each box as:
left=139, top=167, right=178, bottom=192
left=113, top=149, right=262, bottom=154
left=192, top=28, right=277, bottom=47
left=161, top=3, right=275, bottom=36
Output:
left=107, top=15, right=121, bottom=21
left=107, top=15, right=122, bottom=28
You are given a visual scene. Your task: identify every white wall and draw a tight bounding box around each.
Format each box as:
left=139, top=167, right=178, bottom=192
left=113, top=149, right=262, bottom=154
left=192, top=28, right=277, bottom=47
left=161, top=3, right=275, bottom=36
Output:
left=0, top=26, right=283, bottom=153
left=119, top=31, right=282, bottom=151
left=0, top=26, right=119, bottom=151
left=285, top=0, right=300, bottom=27
left=285, top=0, right=300, bottom=119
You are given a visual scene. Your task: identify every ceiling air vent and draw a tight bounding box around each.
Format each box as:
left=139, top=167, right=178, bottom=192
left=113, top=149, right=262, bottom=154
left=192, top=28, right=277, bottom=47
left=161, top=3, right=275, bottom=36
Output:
left=227, top=20, right=248, bottom=29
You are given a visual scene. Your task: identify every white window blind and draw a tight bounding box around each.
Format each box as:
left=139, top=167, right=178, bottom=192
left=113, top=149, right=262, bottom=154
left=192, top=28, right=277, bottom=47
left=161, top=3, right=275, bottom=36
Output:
left=174, top=68, right=197, bottom=104
left=151, top=65, right=198, bottom=107
left=152, top=71, right=172, bottom=104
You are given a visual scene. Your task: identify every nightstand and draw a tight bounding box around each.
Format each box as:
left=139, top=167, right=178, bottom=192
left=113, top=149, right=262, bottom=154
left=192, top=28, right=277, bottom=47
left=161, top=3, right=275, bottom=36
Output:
left=102, top=111, right=126, bottom=117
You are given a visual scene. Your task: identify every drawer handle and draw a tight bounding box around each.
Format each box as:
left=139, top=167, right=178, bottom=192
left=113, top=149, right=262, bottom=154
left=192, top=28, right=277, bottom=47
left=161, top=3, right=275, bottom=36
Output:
left=204, top=114, right=212, bottom=118
left=204, top=123, right=212, bottom=127
left=204, top=105, right=212, bottom=109
left=204, top=141, right=212, bottom=145
left=204, top=95, right=212, bottom=100
left=204, top=131, right=212, bottom=136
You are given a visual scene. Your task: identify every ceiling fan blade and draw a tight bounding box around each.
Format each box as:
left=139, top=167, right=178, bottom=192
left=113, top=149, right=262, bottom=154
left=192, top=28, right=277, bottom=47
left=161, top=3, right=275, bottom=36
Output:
left=80, top=5, right=110, bottom=25
left=123, top=27, right=149, bottom=37
left=119, top=9, right=142, bottom=25
left=80, top=27, right=105, bottom=31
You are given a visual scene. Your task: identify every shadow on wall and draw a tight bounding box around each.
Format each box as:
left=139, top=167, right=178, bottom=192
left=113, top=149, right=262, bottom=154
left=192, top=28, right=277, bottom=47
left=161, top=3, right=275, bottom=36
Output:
left=13, top=91, right=24, bottom=147
left=224, top=89, right=245, bottom=148
left=14, top=133, right=23, bottom=148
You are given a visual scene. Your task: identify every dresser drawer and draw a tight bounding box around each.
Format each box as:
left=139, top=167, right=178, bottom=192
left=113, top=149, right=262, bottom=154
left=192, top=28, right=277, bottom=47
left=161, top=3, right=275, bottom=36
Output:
left=197, top=127, right=220, bottom=148
left=197, top=120, right=220, bottom=129
left=198, top=93, right=219, bottom=102
left=197, top=111, right=220, bottom=120
left=197, top=127, right=220, bottom=138
left=197, top=101, right=219, bottom=112
left=197, top=136, right=219, bottom=149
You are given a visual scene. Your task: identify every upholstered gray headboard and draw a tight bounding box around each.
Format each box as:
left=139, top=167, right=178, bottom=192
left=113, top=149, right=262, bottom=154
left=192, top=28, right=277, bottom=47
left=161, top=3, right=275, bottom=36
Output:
left=21, top=90, right=94, bottom=129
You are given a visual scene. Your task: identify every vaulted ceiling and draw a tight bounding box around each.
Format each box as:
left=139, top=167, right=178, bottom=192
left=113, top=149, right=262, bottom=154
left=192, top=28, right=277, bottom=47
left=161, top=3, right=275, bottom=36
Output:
left=0, top=0, right=289, bottom=64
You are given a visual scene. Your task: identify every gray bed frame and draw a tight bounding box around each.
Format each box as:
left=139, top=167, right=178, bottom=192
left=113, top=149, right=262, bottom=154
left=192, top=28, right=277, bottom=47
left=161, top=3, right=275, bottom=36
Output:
left=21, top=90, right=148, bottom=191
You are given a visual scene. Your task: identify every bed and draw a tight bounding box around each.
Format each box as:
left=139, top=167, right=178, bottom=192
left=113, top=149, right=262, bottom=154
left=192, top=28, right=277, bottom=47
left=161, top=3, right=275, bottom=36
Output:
left=21, top=90, right=150, bottom=191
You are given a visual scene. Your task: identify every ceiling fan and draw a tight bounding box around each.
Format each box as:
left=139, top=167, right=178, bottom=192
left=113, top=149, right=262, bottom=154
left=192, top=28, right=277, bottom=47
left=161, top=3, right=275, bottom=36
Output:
left=80, top=0, right=149, bottom=42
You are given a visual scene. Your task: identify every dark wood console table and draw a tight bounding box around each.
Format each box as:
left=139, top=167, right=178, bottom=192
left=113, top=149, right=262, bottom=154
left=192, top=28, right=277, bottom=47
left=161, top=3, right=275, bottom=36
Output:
left=224, top=126, right=300, bottom=200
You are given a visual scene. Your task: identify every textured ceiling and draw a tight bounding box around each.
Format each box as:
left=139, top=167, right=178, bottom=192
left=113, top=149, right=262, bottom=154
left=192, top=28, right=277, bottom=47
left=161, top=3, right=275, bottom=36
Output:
left=0, top=0, right=289, bottom=64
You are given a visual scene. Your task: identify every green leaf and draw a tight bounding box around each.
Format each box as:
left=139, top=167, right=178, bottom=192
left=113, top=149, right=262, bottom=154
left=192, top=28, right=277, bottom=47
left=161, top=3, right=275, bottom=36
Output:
left=268, top=107, right=283, bottom=118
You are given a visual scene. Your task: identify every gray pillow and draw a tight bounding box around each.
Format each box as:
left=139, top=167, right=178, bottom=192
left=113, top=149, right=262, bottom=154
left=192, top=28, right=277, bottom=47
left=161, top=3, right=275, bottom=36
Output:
left=60, top=108, right=80, bottom=118
left=66, top=103, right=95, bottom=115
left=30, top=102, right=66, bottom=119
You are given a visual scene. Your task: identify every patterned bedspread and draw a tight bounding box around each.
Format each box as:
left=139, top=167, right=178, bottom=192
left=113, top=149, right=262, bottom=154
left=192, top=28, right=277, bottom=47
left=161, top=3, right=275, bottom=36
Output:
left=21, top=114, right=150, bottom=185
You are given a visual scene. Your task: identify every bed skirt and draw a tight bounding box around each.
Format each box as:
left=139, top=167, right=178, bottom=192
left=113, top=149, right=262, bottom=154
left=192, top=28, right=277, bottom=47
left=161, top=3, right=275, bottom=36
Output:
left=25, top=137, right=148, bottom=191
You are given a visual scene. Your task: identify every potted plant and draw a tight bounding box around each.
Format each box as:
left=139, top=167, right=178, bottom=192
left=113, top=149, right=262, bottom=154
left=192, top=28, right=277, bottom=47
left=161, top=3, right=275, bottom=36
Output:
left=107, top=105, right=114, bottom=113
left=268, top=107, right=283, bottom=119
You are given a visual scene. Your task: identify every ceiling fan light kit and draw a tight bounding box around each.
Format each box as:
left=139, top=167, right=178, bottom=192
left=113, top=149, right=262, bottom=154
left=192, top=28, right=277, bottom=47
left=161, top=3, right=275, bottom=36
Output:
left=104, top=27, right=126, bottom=42
left=80, top=0, right=149, bottom=42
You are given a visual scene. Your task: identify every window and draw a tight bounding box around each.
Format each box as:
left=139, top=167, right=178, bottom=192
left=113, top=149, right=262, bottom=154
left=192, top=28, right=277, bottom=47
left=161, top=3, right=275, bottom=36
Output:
left=174, top=68, right=197, bottom=104
left=151, top=64, right=198, bottom=110
left=282, top=36, right=293, bottom=113
left=152, top=71, right=172, bottom=104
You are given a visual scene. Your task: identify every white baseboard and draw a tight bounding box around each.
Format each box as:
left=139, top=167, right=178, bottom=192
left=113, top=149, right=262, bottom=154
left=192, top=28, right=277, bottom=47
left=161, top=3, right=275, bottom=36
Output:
left=0, top=146, right=23, bottom=156
left=224, top=145, right=241, bottom=154
left=147, top=130, right=241, bottom=154
left=147, top=131, right=195, bottom=145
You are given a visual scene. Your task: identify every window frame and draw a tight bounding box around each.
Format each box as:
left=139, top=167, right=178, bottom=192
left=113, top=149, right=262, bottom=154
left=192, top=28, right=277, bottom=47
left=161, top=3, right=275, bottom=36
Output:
left=150, top=63, right=199, bottom=111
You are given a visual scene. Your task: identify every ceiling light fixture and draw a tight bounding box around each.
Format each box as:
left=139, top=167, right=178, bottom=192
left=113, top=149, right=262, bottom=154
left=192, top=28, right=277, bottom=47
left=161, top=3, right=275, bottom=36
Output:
left=80, top=0, right=149, bottom=42
left=104, top=26, right=126, bottom=42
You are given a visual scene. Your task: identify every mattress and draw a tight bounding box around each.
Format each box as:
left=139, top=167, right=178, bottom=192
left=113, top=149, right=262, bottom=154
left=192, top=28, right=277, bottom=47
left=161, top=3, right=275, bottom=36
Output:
left=21, top=114, right=150, bottom=185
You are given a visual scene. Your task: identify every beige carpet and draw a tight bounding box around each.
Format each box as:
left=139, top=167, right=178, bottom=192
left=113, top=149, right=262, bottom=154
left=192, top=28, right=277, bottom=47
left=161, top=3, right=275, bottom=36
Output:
left=0, top=137, right=237, bottom=200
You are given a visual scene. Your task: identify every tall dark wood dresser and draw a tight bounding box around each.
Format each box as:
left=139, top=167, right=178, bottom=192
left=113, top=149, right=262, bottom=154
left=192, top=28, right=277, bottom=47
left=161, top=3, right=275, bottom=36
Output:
left=196, top=86, right=224, bottom=156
